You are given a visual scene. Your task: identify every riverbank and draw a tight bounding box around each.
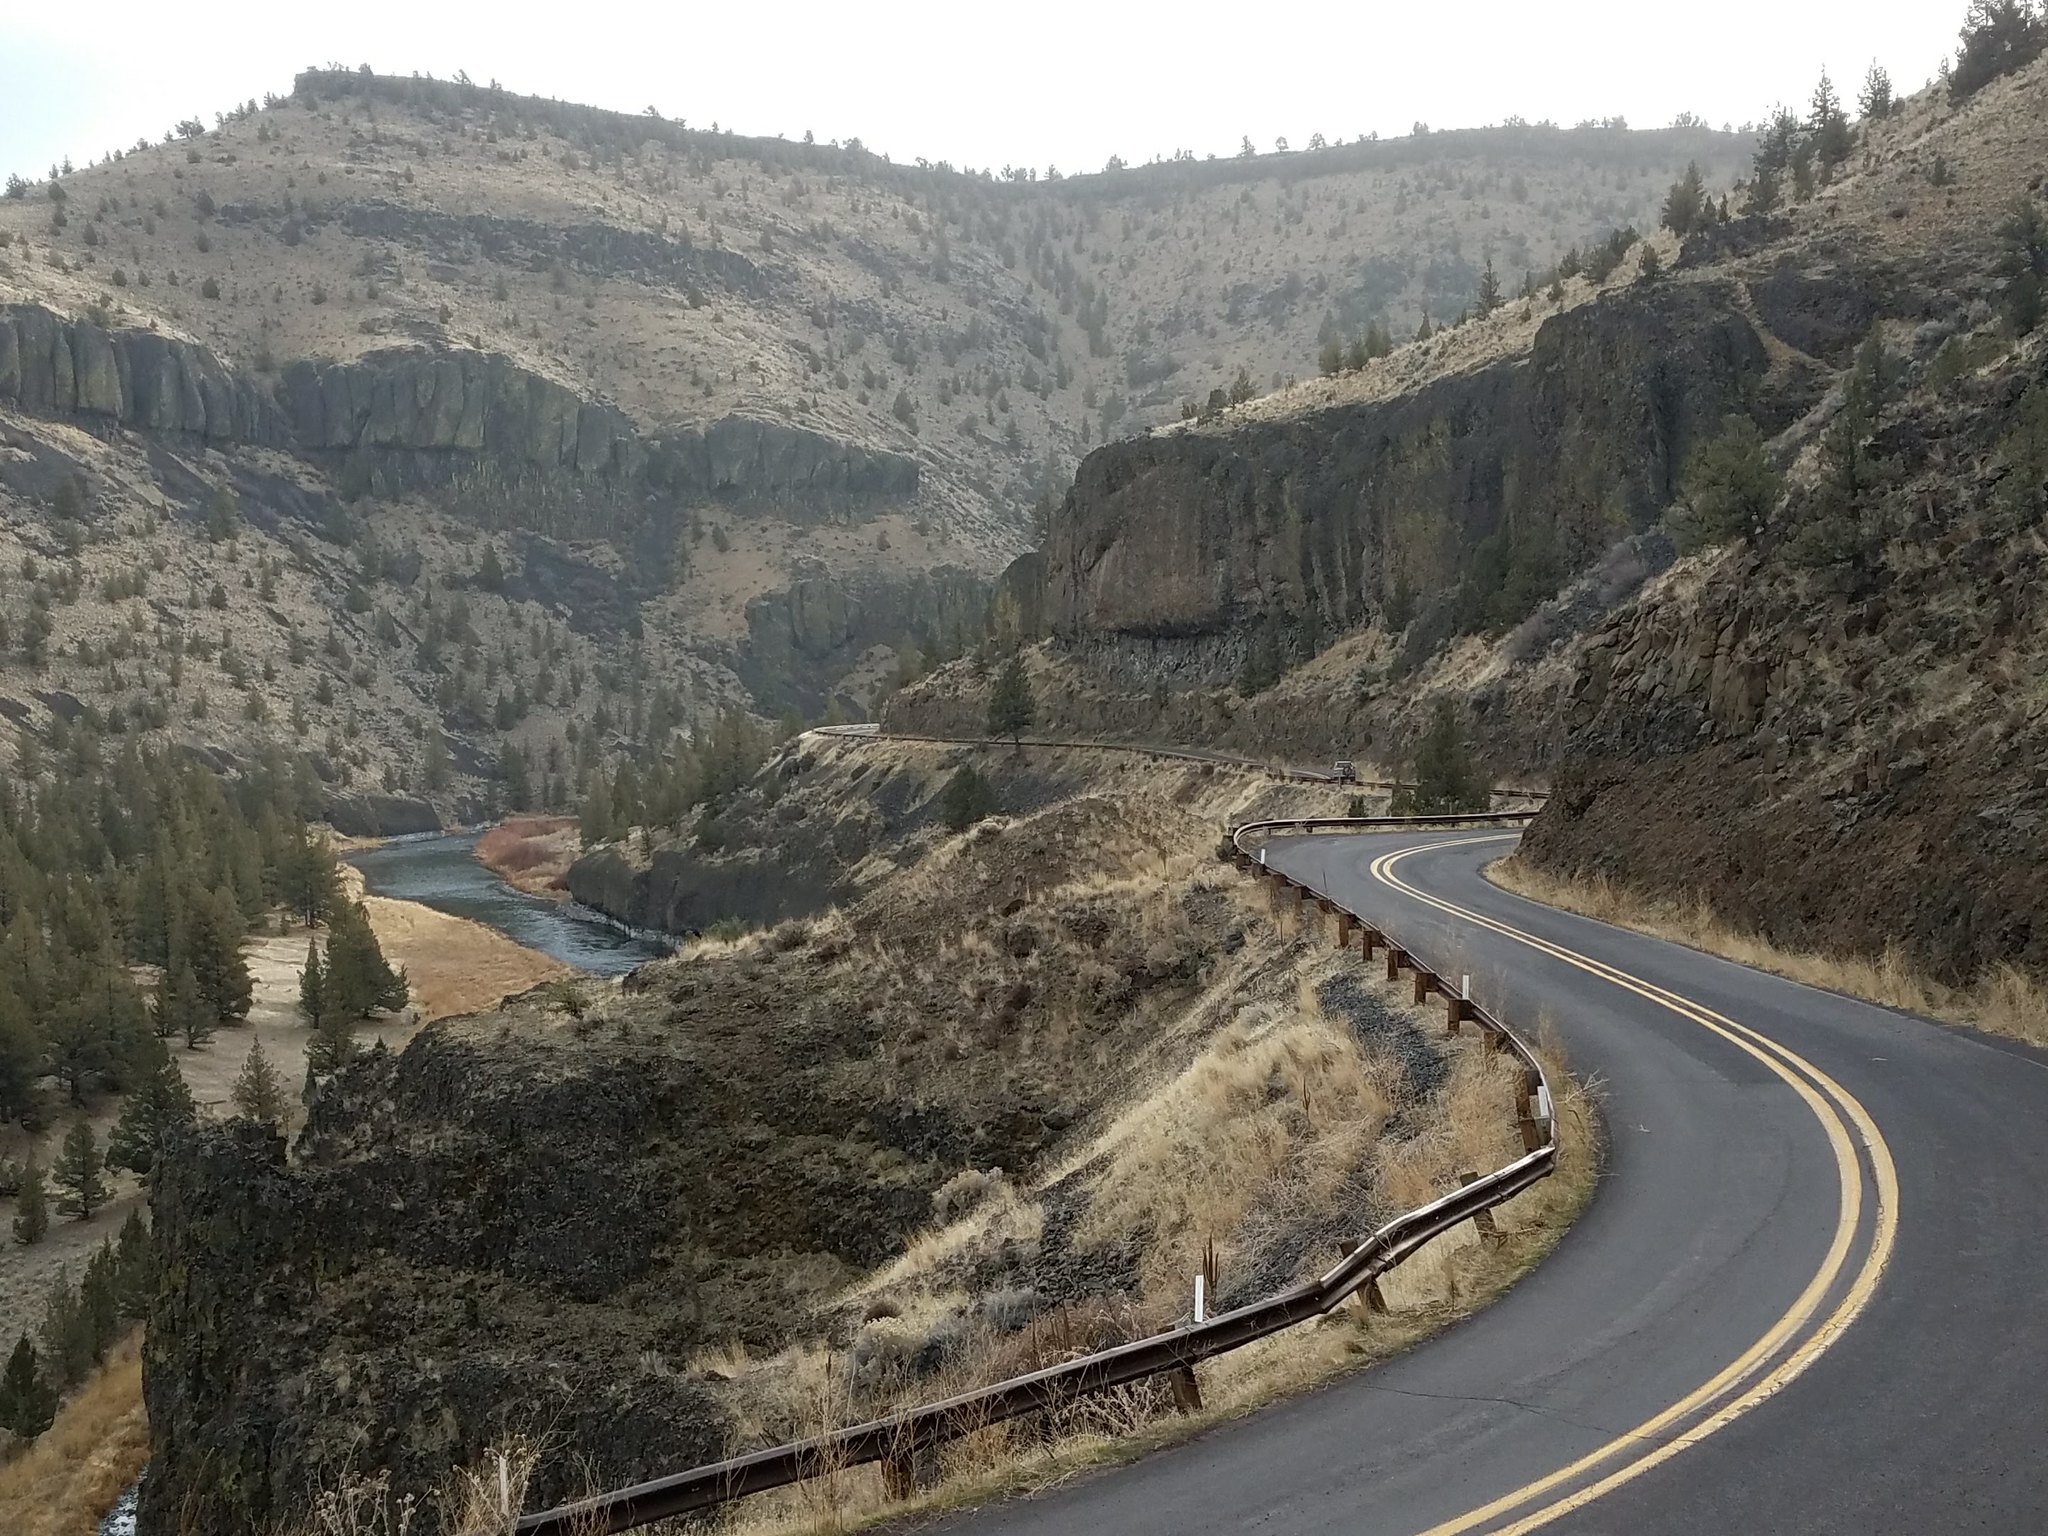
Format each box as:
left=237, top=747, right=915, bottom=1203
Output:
left=473, top=816, right=582, bottom=899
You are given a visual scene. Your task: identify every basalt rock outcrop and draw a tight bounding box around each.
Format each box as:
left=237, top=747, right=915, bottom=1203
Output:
left=2, top=302, right=916, bottom=510
left=1025, top=275, right=1797, bottom=667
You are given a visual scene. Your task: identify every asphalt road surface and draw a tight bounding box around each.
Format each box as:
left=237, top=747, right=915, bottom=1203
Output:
left=924, top=829, right=2048, bottom=1535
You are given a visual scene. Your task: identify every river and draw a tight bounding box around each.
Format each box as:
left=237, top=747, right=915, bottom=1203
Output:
left=346, top=832, right=670, bottom=975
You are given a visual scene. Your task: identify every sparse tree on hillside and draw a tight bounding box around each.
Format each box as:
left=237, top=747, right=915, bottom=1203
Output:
left=1391, top=700, right=1489, bottom=815
left=1809, top=71, right=1855, bottom=174
left=53, top=1121, right=108, bottom=1221
left=1475, top=256, right=1504, bottom=317
left=1669, top=416, right=1785, bottom=550
left=1318, top=338, right=1343, bottom=376
left=12, top=1159, right=48, bottom=1245
left=1858, top=62, right=1895, bottom=119
left=1661, top=162, right=1707, bottom=238
left=939, top=765, right=996, bottom=832
left=230, top=1036, right=288, bottom=1124
left=1951, top=0, right=2047, bottom=102
left=987, top=655, right=1036, bottom=748
left=1996, top=196, right=2047, bottom=336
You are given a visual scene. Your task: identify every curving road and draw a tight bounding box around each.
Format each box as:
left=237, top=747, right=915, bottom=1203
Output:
left=922, top=829, right=2048, bottom=1535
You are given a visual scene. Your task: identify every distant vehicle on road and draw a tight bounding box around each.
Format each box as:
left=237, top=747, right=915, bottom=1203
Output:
left=1331, top=760, right=1360, bottom=783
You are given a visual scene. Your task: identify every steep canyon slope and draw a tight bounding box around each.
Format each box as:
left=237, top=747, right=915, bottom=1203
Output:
left=892, top=56, right=2048, bottom=991
left=1, top=74, right=1744, bottom=812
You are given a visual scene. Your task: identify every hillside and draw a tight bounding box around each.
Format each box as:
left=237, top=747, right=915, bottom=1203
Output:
left=890, top=47, right=2048, bottom=992
left=0, top=74, right=1747, bottom=816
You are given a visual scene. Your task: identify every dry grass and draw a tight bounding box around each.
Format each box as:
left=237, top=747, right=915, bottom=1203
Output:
left=474, top=818, right=583, bottom=898
left=0, top=1331, right=149, bottom=1536
left=1491, top=856, right=2048, bottom=1048
left=338, top=863, right=572, bottom=1023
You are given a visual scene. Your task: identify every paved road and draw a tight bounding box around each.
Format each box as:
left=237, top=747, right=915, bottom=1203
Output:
left=925, top=829, right=2048, bottom=1535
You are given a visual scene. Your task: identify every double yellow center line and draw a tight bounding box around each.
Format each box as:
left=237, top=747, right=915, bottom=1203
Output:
left=1368, top=836, right=1899, bottom=1535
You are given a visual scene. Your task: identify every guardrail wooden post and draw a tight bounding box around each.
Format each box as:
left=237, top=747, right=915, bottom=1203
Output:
left=881, top=1452, right=915, bottom=1500
left=1359, top=926, right=1378, bottom=959
left=1337, top=911, right=1354, bottom=946
left=1459, top=1172, right=1504, bottom=1247
left=1386, top=947, right=1403, bottom=981
left=1412, top=968, right=1433, bottom=1005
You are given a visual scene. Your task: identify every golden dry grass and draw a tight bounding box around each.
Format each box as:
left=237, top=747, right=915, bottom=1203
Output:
left=0, top=1331, right=149, bottom=1536
left=473, top=818, right=583, bottom=899
left=338, top=863, right=571, bottom=1023
left=1490, top=856, right=2048, bottom=1047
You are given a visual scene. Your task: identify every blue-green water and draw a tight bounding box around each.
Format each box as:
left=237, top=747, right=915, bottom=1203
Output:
left=347, top=832, right=669, bottom=976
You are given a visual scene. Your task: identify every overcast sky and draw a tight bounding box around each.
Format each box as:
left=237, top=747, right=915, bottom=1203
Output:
left=4, top=2, right=1960, bottom=183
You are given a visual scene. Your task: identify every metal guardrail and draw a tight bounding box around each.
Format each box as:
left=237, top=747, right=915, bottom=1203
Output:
left=516, top=814, right=1559, bottom=1536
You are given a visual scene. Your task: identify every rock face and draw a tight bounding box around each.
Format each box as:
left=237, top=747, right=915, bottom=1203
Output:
left=1521, top=339, right=2048, bottom=986
left=0, top=304, right=915, bottom=512
left=738, top=562, right=988, bottom=714
left=1028, top=279, right=1786, bottom=669
left=0, top=304, right=272, bottom=440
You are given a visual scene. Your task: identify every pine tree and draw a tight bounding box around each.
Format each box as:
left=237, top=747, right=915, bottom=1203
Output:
left=298, top=937, right=326, bottom=1027
left=278, top=823, right=342, bottom=928
left=986, top=655, right=1036, bottom=748
left=12, top=1158, right=48, bottom=1245
left=1669, top=416, right=1785, bottom=550
left=105, top=1044, right=195, bottom=1178
left=184, top=883, right=252, bottom=1033
left=53, top=1121, right=108, bottom=1220
left=323, top=902, right=408, bottom=1022
left=0, top=1334, right=58, bottom=1441
left=939, top=766, right=996, bottom=832
left=1392, top=700, right=1490, bottom=815
left=114, top=1208, right=154, bottom=1321
left=1474, top=256, right=1504, bottom=317
left=1858, top=62, right=1894, bottom=119
left=1809, top=71, right=1855, bottom=173
left=1317, top=338, right=1343, bottom=376
left=1661, top=162, right=1707, bottom=238
left=230, top=1036, right=288, bottom=1124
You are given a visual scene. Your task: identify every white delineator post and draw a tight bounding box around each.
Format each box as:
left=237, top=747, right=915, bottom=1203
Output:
left=1194, top=1272, right=1207, bottom=1323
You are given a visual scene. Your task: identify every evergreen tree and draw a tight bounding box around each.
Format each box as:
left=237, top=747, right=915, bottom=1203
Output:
left=183, top=884, right=252, bottom=1034
left=1995, top=196, right=2047, bottom=337
left=939, top=766, right=997, bottom=832
left=1317, top=338, right=1343, bottom=376
left=1858, top=62, right=1895, bottom=119
left=12, top=1158, right=48, bottom=1245
left=1474, top=256, right=1504, bottom=317
left=53, top=1121, right=108, bottom=1220
left=323, top=902, right=408, bottom=1022
left=40, top=1270, right=91, bottom=1385
left=0, top=984, right=37, bottom=1125
left=298, top=938, right=326, bottom=1027
left=1392, top=700, right=1490, bottom=815
left=986, top=655, right=1036, bottom=747
left=0, top=1334, right=58, bottom=1441
left=1808, top=72, right=1855, bottom=174
left=1669, top=416, right=1785, bottom=550
left=277, top=823, right=342, bottom=928
left=104, top=1044, right=195, bottom=1178
left=1660, top=162, right=1707, bottom=238
left=230, top=1035, right=289, bottom=1123
left=114, top=1208, right=154, bottom=1320
left=1951, top=0, right=2048, bottom=102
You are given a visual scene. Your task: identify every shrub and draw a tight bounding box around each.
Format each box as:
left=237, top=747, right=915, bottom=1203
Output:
left=1668, top=416, right=1784, bottom=550
left=199, top=276, right=220, bottom=299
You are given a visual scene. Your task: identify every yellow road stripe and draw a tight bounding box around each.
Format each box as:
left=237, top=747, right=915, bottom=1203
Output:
left=1344, top=836, right=1899, bottom=1536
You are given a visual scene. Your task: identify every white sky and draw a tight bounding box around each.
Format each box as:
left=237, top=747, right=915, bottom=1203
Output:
left=3, top=2, right=1959, bottom=182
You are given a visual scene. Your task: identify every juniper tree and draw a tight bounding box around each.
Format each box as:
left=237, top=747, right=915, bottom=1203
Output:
left=1392, top=700, right=1490, bottom=815
left=1669, top=416, right=1785, bottom=550
left=1661, top=162, right=1707, bottom=238
left=323, top=902, right=408, bottom=1021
